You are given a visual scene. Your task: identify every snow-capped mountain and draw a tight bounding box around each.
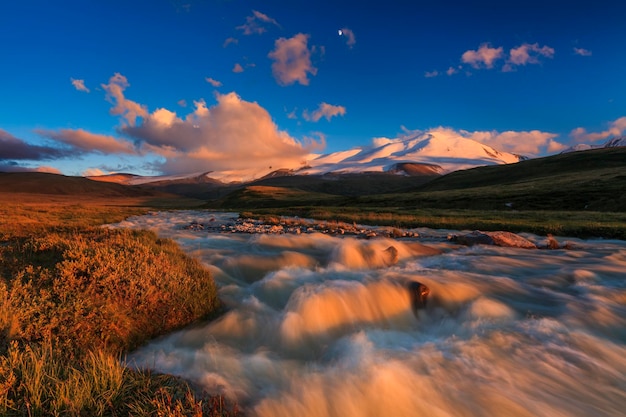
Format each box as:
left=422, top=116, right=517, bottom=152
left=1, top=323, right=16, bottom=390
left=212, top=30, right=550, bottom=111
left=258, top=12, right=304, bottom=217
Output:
left=298, top=131, right=522, bottom=177
left=561, top=136, right=626, bottom=154
left=89, top=130, right=524, bottom=184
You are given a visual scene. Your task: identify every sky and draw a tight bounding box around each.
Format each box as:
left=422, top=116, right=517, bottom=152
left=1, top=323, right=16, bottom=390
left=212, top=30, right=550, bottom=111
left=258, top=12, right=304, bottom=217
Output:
left=1, top=0, right=625, bottom=177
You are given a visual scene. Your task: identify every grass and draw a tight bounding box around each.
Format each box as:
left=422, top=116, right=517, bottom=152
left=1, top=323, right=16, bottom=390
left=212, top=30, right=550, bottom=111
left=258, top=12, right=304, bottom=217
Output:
left=242, top=206, right=626, bottom=240
left=210, top=148, right=626, bottom=239
left=0, top=195, right=240, bottom=416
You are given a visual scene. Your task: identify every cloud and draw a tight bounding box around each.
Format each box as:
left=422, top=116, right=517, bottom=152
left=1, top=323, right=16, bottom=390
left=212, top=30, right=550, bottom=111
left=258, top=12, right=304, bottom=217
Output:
left=570, top=116, right=626, bottom=143
left=303, top=102, right=346, bottom=122
left=268, top=33, right=317, bottom=86
left=36, top=128, right=137, bottom=154
left=460, top=128, right=563, bottom=155
left=237, top=10, right=279, bottom=35
left=339, top=28, right=356, bottom=48
left=424, top=70, right=439, bottom=78
left=446, top=66, right=460, bottom=76
left=461, top=43, right=503, bottom=69
left=101, top=73, right=148, bottom=126
left=503, top=43, right=554, bottom=71
left=206, top=77, right=222, bottom=87
left=122, top=91, right=324, bottom=175
left=0, top=129, right=69, bottom=160
left=232, top=63, right=244, bottom=73
left=573, top=47, right=592, bottom=56
left=178, top=99, right=187, bottom=107
left=223, top=37, right=238, bottom=47
left=408, top=126, right=562, bottom=155
left=82, top=167, right=109, bottom=176
left=0, top=162, right=62, bottom=174
left=71, top=78, right=90, bottom=93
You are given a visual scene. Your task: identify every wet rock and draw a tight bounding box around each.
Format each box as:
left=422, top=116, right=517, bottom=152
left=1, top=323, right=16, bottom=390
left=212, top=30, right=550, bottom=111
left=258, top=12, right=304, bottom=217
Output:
left=546, top=234, right=560, bottom=249
left=408, top=281, right=430, bottom=314
left=449, top=230, right=537, bottom=249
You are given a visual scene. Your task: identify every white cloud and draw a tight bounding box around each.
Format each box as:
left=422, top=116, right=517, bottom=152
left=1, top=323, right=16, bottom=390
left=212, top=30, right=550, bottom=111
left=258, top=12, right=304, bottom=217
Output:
left=503, top=43, right=554, bottom=71
left=570, top=116, right=626, bottom=143
left=237, top=10, right=279, bottom=35
left=122, top=91, right=324, bottom=175
left=101, top=73, right=148, bottom=126
left=71, top=78, right=90, bottom=93
left=303, top=103, right=346, bottom=122
left=206, top=77, right=222, bottom=87
left=573, top=47, right=592, bottom=56
left=339, top=28, right=356, bottom=48
left=461, top=44, right=503, bottom=69
left=268, top=33, right=317, bottom=86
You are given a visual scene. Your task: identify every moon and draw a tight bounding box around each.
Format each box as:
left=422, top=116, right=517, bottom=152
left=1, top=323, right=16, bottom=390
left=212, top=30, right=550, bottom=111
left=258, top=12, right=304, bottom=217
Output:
left=338, top=29, right=343, bottom=36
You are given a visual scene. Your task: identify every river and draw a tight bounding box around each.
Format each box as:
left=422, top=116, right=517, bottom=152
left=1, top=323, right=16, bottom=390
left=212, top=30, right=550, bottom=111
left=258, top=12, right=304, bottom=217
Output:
left=110, top=211, right=626, bottom=417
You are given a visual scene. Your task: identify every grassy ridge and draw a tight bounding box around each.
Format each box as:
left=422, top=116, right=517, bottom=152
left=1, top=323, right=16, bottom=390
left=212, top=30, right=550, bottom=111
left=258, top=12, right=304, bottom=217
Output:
left=0, top=198, right=239, bottom=416
left=209, top=148, right=626, bottom=239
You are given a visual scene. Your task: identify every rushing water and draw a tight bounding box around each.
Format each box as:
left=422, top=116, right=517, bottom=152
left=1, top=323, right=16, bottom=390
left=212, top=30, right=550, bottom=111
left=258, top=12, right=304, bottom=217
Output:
left=110, top=211, right=626, bottom=417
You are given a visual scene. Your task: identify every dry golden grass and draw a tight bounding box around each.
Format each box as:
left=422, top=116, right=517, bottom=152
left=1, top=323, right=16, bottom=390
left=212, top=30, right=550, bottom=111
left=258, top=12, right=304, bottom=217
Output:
left=0, top=193, right=239, bottom=416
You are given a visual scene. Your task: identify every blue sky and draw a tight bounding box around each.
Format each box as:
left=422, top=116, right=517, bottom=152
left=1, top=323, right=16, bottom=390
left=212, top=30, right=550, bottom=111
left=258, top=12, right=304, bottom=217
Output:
left=1, top=0, right=625, bottom=176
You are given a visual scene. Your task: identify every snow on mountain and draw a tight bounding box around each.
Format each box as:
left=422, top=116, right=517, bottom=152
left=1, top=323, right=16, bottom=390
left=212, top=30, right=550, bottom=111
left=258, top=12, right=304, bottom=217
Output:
left=87, top=130, right=524, bottom=184
left=299, top=130, right=522, bottom=176
left=604, top=136, right=626, bottom=148
left=561, top=136, right=626, bottom=154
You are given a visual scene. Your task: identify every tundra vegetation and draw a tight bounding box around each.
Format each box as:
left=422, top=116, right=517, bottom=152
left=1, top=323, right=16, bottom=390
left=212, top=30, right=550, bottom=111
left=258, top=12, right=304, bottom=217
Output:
left=0, top=197, right=239, bottom=416
left=0, top=146, right=625, bottom=416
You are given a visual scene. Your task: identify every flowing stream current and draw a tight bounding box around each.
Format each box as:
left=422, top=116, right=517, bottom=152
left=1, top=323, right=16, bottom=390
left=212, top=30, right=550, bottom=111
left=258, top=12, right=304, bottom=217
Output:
left=109, top=211, right=626, bottom=417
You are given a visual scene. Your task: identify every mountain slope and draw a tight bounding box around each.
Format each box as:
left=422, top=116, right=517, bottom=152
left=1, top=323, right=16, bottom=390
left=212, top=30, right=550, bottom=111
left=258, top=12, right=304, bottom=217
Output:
left=0, top=172, right=164, bottom=198
left=299, top=131, right=522, bottom=176
left=209, top=147, right=626, bottom=212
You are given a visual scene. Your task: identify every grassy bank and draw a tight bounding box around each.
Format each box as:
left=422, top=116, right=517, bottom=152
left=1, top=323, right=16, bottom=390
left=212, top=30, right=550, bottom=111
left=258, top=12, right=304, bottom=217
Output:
left=242, top=207, right=626, bottom=240
left=0, top=198, right=239, bottom=416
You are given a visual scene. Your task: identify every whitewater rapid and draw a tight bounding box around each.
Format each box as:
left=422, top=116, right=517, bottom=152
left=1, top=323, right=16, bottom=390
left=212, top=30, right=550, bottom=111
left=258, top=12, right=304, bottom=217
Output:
left=110, top=211, right=626, bottom=417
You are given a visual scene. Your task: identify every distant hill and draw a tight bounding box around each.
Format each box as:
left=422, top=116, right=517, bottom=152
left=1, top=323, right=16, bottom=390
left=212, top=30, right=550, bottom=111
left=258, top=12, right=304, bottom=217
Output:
left=0, top=172, right=163, bottom=198
left=208, top=147, right=626, bottom=212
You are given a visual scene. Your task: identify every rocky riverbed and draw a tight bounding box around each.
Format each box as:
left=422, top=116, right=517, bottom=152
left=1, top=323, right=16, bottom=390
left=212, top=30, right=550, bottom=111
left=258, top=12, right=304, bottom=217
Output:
left=183, top=215, right=420, bottom=239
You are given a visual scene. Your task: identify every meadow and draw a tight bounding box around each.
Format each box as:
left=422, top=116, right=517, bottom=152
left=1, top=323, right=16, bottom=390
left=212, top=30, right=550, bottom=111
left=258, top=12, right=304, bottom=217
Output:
left=0, top=195, right=239, bottom=417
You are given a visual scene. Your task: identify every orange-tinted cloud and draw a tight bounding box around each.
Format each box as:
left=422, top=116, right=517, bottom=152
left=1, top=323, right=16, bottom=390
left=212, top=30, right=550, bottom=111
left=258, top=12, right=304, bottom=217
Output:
left=570, top=116, right=626, bottom=143
left=206, top=77, right=222, bottom=87
left=503, top=43, right=554, bottom=72
left=424, top=70, right=439, bottom=78
left=303, top=102, right=346, bottom=122
left=237, top=10, right=279, bottom=35
left=71, top=78, right=90, bottom=93
left=462, top=128, right=563, bottom=155
left=461, top=44, right=503, bottom=69
left=232, top=63, right=244, bottom=73
left=101, top=73, right=148, bottom=126
left=36, top=128, right=137, bottom=154
left=122, top=92, right=324, bottom=176
left=268, top=33, right=317, bottom=86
